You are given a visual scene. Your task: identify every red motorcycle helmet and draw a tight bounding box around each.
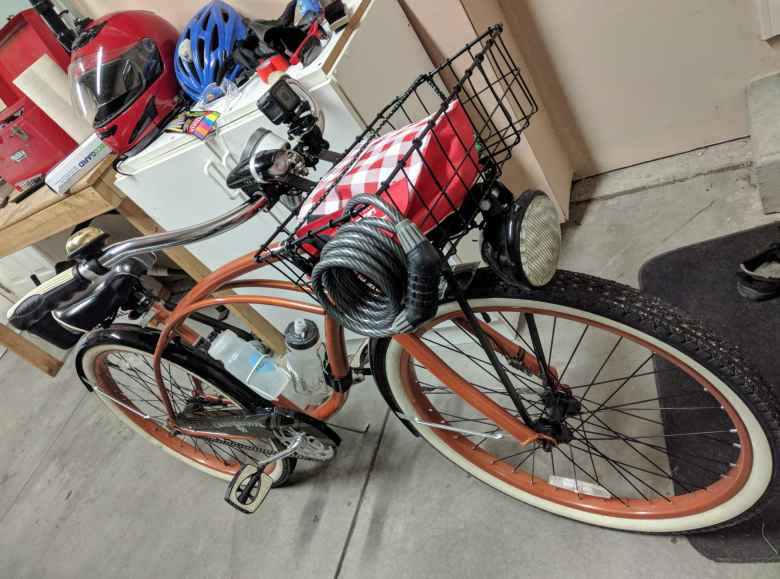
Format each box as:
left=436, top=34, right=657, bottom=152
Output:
left=69, top=11, right=181, bottom=155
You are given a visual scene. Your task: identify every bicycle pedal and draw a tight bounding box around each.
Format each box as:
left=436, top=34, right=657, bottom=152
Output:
left=224, top=464, right=273, bottom=514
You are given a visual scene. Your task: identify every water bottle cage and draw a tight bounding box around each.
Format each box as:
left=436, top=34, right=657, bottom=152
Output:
left=323, top=365, right=354, bottom=393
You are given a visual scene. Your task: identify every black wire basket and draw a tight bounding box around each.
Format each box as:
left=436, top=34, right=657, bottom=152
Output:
left=257, top=24, right=537, bottom=288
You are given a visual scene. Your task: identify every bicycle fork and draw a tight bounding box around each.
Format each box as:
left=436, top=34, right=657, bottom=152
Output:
left=392, top=268, right=555, bottom=447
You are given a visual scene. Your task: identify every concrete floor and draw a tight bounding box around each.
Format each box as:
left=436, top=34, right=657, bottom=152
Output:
left=1, top=163, right=780, bottom=578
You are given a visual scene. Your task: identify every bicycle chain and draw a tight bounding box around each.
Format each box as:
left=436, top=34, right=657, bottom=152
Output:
left=212, top=432, right=334, bottom=463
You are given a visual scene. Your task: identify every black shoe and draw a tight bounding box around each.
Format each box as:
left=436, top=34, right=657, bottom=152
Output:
left=737, top=242, right=780, bottom=301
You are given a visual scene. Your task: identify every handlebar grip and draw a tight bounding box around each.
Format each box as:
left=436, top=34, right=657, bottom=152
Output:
left=8, top=267, right=90, bottom=333
left=403, top=238, right=441, bottom=328
left=7, top=267, right=91, bottom=349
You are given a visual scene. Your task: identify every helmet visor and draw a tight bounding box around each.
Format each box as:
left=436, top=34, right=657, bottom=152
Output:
left=69, top=39, right=163, bottom=128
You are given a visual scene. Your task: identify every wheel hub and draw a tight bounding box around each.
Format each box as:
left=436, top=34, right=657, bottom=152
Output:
left=534, top=390, right=581, bottom=449
left=541, top=390, right=582, bottom=420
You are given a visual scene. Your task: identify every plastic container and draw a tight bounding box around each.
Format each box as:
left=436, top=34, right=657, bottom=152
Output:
left=208, top=330, right=289, bottom=400
left=284, top=318, right=326, bottom=395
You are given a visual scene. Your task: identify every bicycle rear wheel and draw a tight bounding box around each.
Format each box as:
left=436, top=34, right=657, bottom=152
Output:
left=373, top=269, right=780, bottom=532
left=76, top=325, right=295, bottom=486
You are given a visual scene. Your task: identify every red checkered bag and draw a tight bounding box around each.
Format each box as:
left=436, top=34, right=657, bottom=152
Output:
left=296, top=100, right=479, bottom=248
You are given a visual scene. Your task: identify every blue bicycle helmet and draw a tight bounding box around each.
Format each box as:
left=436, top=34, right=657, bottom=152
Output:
left=175, top=1, right=249, bottom=101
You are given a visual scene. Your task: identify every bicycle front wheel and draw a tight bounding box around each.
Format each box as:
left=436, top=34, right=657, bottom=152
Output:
left=372, top=269, right=780, bottom=533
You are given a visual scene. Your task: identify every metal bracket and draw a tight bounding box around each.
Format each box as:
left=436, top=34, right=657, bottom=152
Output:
left=441, top=267, right=534, bottom=426
left=399, top=414, right=504, bottom=439
left=94, top=388, right=151, bottom=420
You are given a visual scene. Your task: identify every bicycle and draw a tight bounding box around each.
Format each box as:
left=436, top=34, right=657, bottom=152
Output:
left=9, top=26, right=780, bottom=533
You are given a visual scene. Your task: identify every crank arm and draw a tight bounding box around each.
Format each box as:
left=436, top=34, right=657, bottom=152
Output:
left=393, top=333, right=551, bottom=446
left=256, top=433, right=303, bottom=467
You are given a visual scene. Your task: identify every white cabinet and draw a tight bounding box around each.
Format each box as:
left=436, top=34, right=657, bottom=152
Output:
left=114, top=0, right=433, bottom=336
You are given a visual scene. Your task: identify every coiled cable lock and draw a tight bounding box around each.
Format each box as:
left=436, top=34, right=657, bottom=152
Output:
left=310, top=195, right=442, bottom=338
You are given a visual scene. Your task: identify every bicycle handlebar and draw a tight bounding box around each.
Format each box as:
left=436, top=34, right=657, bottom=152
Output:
left=78, top=196, right=268, bottom=280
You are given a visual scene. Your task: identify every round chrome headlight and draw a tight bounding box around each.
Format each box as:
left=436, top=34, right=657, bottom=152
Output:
left=508, top=191, right=561, bottom=287
left=481, top=187, right=561, bottom=288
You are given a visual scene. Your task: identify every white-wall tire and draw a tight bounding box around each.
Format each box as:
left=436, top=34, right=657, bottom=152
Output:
left=377, top=271, right=779, bottom=533
left=80, top=341, right=291, bottom=485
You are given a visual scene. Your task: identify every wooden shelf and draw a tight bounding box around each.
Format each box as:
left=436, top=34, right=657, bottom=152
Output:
left=0, top=157, right=119, bottom=258
left=0, top=158, right=286, bottom=375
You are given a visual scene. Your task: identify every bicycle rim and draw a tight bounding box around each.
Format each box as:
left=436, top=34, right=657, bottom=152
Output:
left=381, top=296, right=773, bottom=532
left=83, top=343, right=285, bottom=482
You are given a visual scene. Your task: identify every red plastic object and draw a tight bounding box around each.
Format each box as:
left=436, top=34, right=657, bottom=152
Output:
left=0, top=9, right=77, bottom=191
left=257, top=54, right=290, bottom=83
left=0, top=9, right=77, bottom=193
left=0, top=98, right=77, bottom=192
left=0, top=9, right=70, bottom=106
left=289, top=20, right=323, bottom=66
left=296, top=100, right=479, bottom=255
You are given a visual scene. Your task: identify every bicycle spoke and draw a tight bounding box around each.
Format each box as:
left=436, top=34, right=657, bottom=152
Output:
left=578, top=391, right=722, bottom=414
left=548, top=317, right=557, bottom=366
left=584, top=417, right=719, bottom=492
left=566, top=368, right=682, bottom=391
left=579, top=337, right=624, bottom=403
left=550, top=447, right=556, bottom=476
left=401, top=302, right=750, bottom=512
left=577, top=353, right=654, bottom=430
left=581, top=430, right=736, bottom=441
left=572, top=437, right=653, bottom=501
left=513, top=444, right=539, bottom=472
left=578, top=413, right=693, bottom=493
left=549, top=443, right=625, bottom=504
left=565, top=444, right=581, bottom=496
left=559, top=324, right=588, bottom=381
left=108, top=359, right=167, bottom=411
left=427, top=328, right=544, bottom=392
left=112, top=354, right=162, bottom=400
left=420, top=379, right=546, bottom=416
left=568, top=441, right=666, bottom=499
left=98, top=350, right=275, bottom=471
left=600, top=433, right=735, bottom=476
left=492, top=445, right=537, bottom=464
left=577, top=424, right=738, bottom=478
left=500, top=312, right=536, bottom=355
left=578, top=417, right=601, bottom=488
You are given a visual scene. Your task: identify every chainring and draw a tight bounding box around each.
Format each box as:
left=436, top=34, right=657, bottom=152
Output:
left=276, top=426, right=337, bottom=462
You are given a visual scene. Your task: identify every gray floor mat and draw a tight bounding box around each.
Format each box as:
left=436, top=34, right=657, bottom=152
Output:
left=639, top=222, right=780, bottom=562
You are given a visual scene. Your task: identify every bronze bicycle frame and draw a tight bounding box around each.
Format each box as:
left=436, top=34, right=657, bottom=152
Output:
left=149, top=198, right=545, bottom=446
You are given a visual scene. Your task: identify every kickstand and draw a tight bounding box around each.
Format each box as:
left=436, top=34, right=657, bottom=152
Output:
left=326, top=421, right=370, bottom=434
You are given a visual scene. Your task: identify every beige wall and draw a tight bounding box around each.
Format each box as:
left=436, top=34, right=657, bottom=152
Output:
left=399, top=0, right=574, bottom=217
left=503, top=0, right=780, bottom=178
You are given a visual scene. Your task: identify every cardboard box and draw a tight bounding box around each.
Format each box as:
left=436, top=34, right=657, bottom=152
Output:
left=45, top=133, right=109, bottom=194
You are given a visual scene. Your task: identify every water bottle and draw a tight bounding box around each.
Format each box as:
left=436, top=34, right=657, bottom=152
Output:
left=284, top=318, right=327, bottom=397
left=208, top=330, right=289, bottom=400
